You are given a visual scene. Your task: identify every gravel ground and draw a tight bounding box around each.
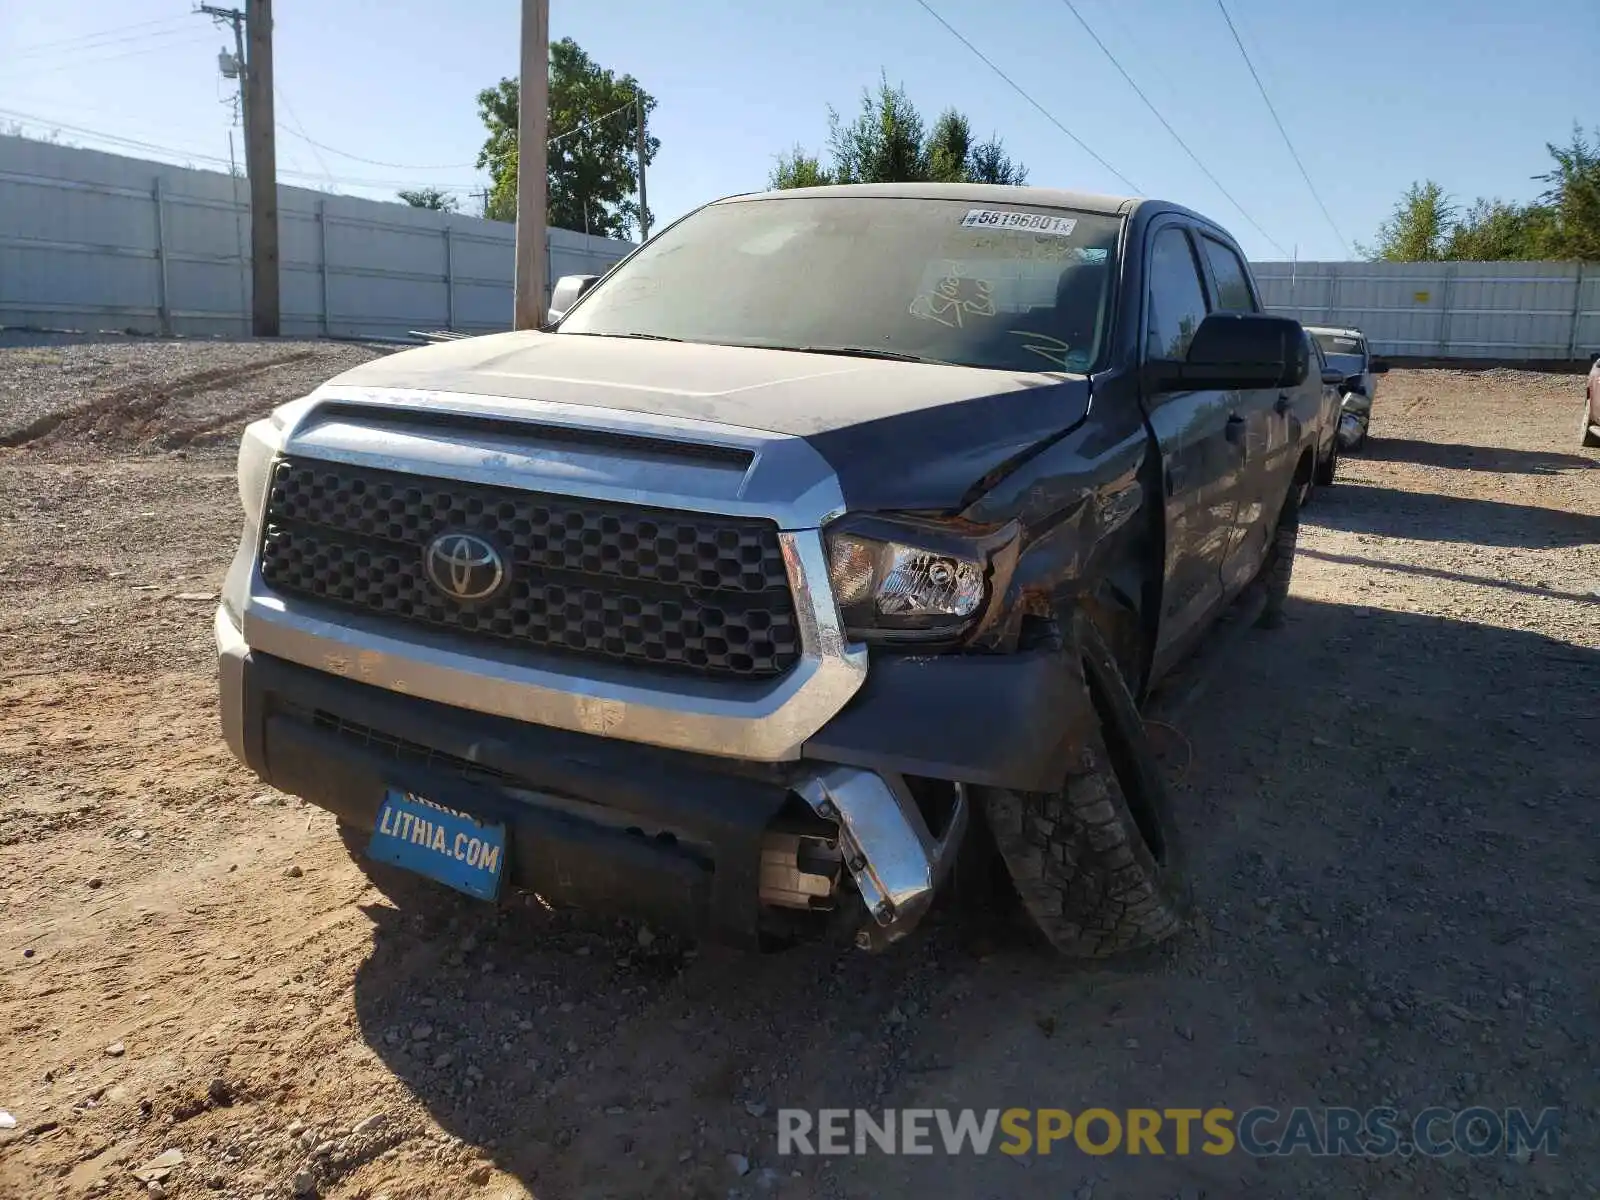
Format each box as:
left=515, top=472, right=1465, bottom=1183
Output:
left=0, top=335, right=390, bottom=450
left=0, top=342, right=1597, bottom=1200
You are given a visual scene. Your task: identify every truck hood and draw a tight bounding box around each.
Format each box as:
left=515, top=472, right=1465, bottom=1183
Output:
left=324, top=330, right=1092, bottom=511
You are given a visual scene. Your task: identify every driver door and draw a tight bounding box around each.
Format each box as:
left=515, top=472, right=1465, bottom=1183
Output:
left=1140, top=222, right=1238, bottom=663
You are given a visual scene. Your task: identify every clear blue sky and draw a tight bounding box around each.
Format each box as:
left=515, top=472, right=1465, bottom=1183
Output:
left=3, top=0, right=1594, bottom=261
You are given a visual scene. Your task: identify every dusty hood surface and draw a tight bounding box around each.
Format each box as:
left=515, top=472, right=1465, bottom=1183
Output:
left=327, top=331, right=1093, bottom=510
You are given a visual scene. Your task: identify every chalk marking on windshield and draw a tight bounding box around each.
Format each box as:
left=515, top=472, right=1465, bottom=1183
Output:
left=1007, top=330, right=1078, bottom=371
left=909, top=267, right=998, bottom=328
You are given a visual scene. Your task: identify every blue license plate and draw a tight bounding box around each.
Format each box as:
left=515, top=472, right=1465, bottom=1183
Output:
left=368, top=789, right=507, bottom=901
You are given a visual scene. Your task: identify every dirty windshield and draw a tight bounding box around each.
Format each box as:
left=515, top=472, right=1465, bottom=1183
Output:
left=557, top=196, right=1122, bottom=374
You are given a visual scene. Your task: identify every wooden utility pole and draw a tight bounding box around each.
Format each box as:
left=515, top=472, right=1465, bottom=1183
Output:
left=513, top=0, right=549, bottom=329
left=243, top=0, right=279, bottom=335
left=636, top=91, right=649, bottom=242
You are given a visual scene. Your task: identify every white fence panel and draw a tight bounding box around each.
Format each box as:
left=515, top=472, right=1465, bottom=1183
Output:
left=1253, top=260, right=1597, bottom=360
left=0, top=135, right=633, bottom=339
left=8, top=138, right=1595, bottom=359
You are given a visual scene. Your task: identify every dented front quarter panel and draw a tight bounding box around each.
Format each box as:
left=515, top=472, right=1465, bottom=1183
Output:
left=959, top=369, right=1158, bottom=659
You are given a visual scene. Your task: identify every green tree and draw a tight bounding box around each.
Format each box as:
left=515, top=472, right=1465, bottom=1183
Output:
left=768, top=147, right=832, bottom=190
left=827, top=76, right=929, bottom=185
left=926, top=109, right=972, bottom=183
left=475, top=38, right=658, bottom=238
left=397, top=186, right=458, bottom=212
left=968, top=135, right=1028, bottom=186
left=771, top=77, right=1026, bottom=191
left=1358, top=181, right=1455, bottom=261
left=1442, top=198, right=1555, bottom=261
left=1361, top=127, right=1600, bottom=262
left=1537, top=126, right=1600, bottom=261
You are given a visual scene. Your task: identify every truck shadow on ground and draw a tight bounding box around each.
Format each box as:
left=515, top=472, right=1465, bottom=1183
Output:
left=345, top=596, right=1598, bottom=1199
left=1305, top=481, right=1600, bottom=548
left=1359, top=438, right=1599, bottom=476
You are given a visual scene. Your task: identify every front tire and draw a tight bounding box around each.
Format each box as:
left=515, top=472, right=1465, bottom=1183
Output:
left=977, top=616, right=1189, bottom=959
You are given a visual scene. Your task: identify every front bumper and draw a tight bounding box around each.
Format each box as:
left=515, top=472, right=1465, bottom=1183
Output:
left=218, top=605, right=1084, bottom=947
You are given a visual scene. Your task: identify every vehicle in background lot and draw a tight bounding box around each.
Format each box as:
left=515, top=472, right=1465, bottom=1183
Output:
left=1582, top=353, right=1600, bottom=448
left=1308, top=325, right=1389, bottom=451
left=1305, top=331, right=1347, bottom=494
left=216, top=184, right=1320, bottom=961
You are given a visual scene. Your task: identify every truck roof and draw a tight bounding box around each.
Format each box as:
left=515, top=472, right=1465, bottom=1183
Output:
left=708, top=183, right=1243, bottom=251
left=719, top=181, right=1143, bottom=217
left=1305, top=325, right=1367, bottom=340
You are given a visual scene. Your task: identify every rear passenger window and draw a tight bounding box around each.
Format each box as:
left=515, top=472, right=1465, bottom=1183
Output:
left=1146, top=227, right=1209, bottom=360
left=1200, top=237, right=1257, bottom=312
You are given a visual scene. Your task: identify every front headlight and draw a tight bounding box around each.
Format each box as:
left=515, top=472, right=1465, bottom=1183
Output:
left=237, top=419, right=279, bottom=527
left=824, top=515, right=1019, bottom=645
left=237, top=397, right=316, bottom=525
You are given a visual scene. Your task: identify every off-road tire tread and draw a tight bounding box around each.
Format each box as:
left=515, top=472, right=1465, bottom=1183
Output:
left=979, top=625, right=1188, bottom=959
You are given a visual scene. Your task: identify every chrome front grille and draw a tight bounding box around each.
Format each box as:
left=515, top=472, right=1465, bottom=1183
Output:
left=258, top=458, right=803, bottom=680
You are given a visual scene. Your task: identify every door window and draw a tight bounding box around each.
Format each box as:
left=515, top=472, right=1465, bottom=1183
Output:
left=1200, top=236, right=1258, bottom=312
left=1145, top=227, right=1209, bottom=360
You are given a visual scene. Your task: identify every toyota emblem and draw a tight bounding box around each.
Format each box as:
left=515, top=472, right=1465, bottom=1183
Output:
left=423, top=532, right=506, bottom=602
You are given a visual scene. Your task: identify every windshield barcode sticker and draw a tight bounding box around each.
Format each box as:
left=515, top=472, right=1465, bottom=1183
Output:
left=960, top=209, right=1078, bottom=236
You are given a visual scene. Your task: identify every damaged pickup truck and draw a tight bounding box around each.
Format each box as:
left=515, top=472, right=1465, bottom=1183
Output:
left=216, top=183, right=1318, bottom=958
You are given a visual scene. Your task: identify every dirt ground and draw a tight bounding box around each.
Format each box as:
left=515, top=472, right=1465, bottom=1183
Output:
left=1, top=342, right=1597, bottom=1200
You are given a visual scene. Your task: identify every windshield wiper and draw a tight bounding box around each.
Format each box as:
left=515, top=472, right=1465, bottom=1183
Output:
left=754, top=344, right=952, bottom=365
left=562, top=331, right=686, bottom=342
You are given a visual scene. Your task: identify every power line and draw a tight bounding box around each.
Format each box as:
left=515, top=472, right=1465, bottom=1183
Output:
left=1215, top=0, right=1350, bottom=257
left=272, top=96, right=639, bottom=174
left=13, top=21, right=199, bottom=63
left=13, top=32, right=216, bottom=76
left=273, top=88, right=336, bottom=185
left=547, top=99, right=636, bottom=148
left=1056, top=0, right=1289, bottom=257
left=0, top=108, right=481, bottom=191
left=274, top=123, right=478, bottom=171
left=11, top=16, right=192, bottom=59
left=910, top=0, right=1139, bottom=193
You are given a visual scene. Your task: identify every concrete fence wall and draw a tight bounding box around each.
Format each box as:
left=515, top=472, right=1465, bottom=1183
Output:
left=0, top=135, right=634, bottom=340
left=6, top=136, right=1597, bottom=360
left=1253, top=260, right=1600, bottom=361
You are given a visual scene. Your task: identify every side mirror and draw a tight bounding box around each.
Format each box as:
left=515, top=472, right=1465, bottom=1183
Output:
left=1369, top=358, right=1390, bottom=374
left=1320, top=367, right=1347, bottom=386
left=1343, top=373, right=1368, bottom=397
left=1146, top=313, right=1308, bottom=393
left=547, top=274, right=600, bottom=323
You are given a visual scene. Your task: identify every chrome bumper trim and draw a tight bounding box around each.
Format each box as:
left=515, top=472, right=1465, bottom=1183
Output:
left=797, top=767, right=969, bottom=950
left=216, top=604, right=250, bottom=764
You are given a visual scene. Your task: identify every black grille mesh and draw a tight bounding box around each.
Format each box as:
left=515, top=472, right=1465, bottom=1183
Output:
left=259, top=458, right=801, bottom=679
